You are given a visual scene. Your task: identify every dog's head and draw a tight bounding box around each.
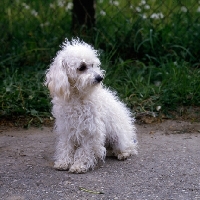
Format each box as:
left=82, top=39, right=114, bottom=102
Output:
left=45, top=39, right=104, bottom=99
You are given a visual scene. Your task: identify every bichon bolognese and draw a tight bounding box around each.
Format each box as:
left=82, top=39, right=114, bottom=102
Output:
left=45, top=39, right=137, bottom=173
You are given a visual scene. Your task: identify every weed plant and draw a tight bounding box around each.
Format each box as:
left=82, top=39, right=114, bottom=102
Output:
left=0, top=65, right=50, bottom=117
left=1, top=0, right=200, bottom=121
left=102, top=56, right=200, bottom=114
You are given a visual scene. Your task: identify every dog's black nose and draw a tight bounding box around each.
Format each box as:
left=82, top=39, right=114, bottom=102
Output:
left=95, top=75, right=103, bottom=83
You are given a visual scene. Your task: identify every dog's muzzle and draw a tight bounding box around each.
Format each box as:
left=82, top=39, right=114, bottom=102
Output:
left=95, top=75, right=103, bottom=83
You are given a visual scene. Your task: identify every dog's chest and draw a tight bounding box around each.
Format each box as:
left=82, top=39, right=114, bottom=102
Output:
left=63, top=100, right=98, bottom=124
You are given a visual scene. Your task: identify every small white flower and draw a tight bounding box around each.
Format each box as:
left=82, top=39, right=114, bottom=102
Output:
left=50, top=117, right=54, bottom=121
left=136, top=6, right=141, bottom=12
left=159, top=12, right=164, bottom=18
left=113, top=1, right=119, bottom=6
left=197, top=6, right=200, bottom=12
left=150, top=12, right=164, bottom=19
left=22, top=3, right=30, bottom=10
left=6, top=87, right=11, bottom=92
left=66, top=2, right=73, bottom=11
left=142, top=14, right=147, bottom=19
left=31, top=10, right=38, bottom=17
left=181, top=6, right=187, bottom=12
left=141, top=0, right=146, bottom=4
left=109, top=0, right=119, bottom=6
left=99, top=0, right=104, bottom=3
left=57, top=0, right=64, bottom=7
left=144, top=5, right=150, bottom=10
left=100, top=10, right=106, bottom=16
left=156, top=106, right=161, bottom=111
left=139, top=0, right=146, bottom=6
left=173, top=61, right=178, bottom=66
left=150, top=13, right=159, bottom=19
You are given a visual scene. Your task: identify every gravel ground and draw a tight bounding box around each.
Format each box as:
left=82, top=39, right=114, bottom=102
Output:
left=0, top=120, right=200, bottom=200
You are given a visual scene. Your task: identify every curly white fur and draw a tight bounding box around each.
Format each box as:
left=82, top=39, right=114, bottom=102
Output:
left=45, top=39, right=137, bottom=173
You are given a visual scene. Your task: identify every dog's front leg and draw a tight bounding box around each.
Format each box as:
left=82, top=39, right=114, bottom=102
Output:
left=54, top=138, right=75, bottom=170
left=69, top=139, right=106, bottom=173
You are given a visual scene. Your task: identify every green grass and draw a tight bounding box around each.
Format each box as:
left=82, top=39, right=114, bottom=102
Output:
left=101, top=55, right=200, bottom=114
left=1, top=0, right=200, bottom=122
left=0, top=65, right=50, bottom=117
left=1, top=57, right=199, bottom=120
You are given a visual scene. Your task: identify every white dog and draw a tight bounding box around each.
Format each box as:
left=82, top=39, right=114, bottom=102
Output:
left=45, top=39, right=137, bottom=173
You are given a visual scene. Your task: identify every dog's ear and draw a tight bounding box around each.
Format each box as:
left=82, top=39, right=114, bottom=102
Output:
left=45, top=58, right=70, bottom=100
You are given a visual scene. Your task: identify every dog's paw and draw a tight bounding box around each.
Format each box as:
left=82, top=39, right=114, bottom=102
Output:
left=69, top=164, right=88, bottom=174
left=54, top=161, right=70, bottom=171
left=117, top=152, right=131, bottom=160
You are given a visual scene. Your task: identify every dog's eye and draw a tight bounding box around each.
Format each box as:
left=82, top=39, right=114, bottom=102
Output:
left=78, top=63, right=87, bottom=71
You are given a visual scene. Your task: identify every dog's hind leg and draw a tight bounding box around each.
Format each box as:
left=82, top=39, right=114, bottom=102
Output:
left=108, top=126, right=137, bottom=160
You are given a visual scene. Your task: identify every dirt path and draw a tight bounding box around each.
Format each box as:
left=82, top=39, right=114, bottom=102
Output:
left=0, top=120, right=200, bottom=200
